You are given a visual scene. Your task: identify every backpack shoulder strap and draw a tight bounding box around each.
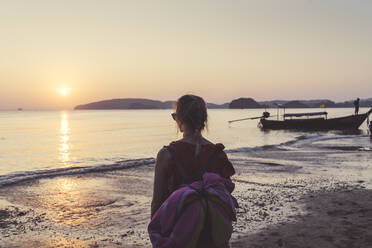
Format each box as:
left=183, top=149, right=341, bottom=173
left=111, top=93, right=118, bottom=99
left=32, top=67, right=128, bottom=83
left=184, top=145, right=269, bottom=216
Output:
left=193, top=147, right=223, bottom=180
left=163, top=145, right=190, bottom=183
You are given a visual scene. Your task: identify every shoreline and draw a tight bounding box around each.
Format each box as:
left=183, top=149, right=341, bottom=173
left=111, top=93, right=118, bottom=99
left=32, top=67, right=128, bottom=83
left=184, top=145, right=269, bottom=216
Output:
left=1, top=150, right=371, bottom=247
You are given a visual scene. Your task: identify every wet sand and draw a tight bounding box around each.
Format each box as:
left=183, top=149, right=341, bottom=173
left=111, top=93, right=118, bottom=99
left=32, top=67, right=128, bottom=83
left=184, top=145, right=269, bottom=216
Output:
left=231, top=188, right=372, bottom=248
left=1, top=147, right=372, bottom=247
left=0, top=165, right=154, bottom=248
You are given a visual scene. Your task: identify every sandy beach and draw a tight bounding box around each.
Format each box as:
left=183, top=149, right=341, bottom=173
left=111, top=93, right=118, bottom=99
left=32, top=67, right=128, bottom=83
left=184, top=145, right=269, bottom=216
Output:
left=2, top=0, right=372, bottom=246
left=1, top=143, right=372, bottom=248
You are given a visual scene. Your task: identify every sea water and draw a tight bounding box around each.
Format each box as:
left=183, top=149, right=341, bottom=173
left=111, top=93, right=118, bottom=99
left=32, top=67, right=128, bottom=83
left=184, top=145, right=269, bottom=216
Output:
left=0, top=108, right=371, bottom=186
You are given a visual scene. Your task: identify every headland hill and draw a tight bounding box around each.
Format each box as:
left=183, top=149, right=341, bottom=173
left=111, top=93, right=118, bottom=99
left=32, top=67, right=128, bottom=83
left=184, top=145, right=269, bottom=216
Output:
left=74, top=97, right=372, bottom=110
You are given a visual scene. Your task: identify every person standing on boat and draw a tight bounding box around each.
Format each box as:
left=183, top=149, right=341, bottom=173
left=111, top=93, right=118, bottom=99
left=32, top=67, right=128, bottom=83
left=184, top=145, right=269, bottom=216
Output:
left=354, top=98, right=360, bottom=115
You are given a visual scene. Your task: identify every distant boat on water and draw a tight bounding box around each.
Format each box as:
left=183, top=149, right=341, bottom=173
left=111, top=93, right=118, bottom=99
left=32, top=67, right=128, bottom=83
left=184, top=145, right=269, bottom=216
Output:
left=17, top=108, right=23, bottom=111
left=259, top=109, right=372, bottom=130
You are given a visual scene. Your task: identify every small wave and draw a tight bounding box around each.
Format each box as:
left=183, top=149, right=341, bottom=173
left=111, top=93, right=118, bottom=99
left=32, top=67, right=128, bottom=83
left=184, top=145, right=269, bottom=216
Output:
left=225, top=145, right=286, bottom=153
left=309, top=132, right=370, bottom=143
left=226, top=134, right=319, bottom=153
left=0, top=158, right=155, bottom=188
left=258, top=162, right=283, bottom=167
left=225, top=133, right=370, bottom=154
left=322, top=146, right=372, bottom=152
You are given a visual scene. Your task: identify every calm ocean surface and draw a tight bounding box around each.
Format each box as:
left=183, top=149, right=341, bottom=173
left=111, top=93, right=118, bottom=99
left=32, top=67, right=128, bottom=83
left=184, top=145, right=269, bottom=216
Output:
left=0, top=108, right=371, bottom=182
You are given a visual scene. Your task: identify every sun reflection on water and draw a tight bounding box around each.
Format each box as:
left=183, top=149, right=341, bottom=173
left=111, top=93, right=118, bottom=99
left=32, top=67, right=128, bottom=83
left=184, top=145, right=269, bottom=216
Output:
left=39, top=177, right=114, bottom=229
left=42, top=177, right=90, bottom=227
left=59, top=112, right=70, bottom=166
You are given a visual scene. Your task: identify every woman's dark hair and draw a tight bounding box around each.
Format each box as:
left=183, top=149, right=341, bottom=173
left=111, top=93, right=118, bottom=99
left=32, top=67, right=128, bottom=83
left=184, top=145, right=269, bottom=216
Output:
left=175, top=94, right=208, bottom=133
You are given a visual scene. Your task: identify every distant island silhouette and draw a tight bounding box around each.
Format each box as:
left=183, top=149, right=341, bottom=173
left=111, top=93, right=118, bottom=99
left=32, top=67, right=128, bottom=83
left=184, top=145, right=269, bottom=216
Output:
left=74, top=98, right=229, bottom=110
left=74, top=97, right=372, bottom=110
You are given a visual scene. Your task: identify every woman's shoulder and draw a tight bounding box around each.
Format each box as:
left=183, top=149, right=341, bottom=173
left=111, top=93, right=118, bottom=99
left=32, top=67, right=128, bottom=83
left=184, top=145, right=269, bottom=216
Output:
left=156, top=146, right=171, bottom=163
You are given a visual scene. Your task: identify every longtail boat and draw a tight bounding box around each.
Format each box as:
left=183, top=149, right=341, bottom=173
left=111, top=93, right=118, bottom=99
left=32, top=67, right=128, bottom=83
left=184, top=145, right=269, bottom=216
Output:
left=259, top=109, right=372, bottom=130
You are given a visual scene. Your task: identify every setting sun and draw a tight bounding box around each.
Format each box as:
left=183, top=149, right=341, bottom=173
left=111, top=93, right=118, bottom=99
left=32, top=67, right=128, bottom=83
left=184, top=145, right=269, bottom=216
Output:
left=59, top=88, right=69, bottom=96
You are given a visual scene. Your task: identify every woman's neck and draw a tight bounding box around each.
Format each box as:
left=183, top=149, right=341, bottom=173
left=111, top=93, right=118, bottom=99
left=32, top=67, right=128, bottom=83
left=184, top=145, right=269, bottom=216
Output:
left=181, top=129, right=201, bottom=142
left=183, top=130, right=201, bottom=138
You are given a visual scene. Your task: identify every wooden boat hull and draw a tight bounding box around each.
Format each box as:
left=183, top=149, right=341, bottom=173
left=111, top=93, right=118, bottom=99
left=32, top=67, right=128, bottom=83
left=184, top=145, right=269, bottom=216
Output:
left=260, top=109, right=372, bottom=130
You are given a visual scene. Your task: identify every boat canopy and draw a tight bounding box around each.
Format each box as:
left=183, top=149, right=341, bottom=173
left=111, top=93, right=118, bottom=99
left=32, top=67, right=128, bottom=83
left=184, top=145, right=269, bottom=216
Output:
left=284, top=112, right=328, bottom=118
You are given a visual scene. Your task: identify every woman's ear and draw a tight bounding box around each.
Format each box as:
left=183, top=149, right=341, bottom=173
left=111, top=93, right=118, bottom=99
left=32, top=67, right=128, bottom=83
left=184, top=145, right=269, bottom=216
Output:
left=178, top=121, right=184, bottom=132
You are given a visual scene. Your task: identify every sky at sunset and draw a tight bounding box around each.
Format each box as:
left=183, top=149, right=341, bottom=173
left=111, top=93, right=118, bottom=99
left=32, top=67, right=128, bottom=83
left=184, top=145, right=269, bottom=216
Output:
left=1, top=0, right=371, bottom=110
